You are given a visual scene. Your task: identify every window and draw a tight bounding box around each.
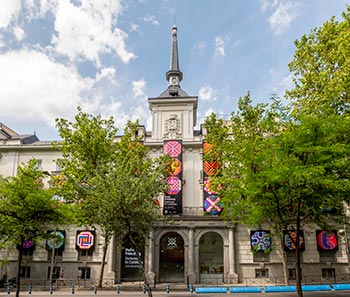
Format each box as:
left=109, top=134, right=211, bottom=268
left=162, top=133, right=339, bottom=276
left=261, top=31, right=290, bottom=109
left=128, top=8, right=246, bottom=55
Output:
left=288, top=268, right=296, bottom=280
left=23, top=248, right=33, bottom=257
left=36, top=159, right=43, bottom=170
left=322, top=268, right=335, bottom=279
left=48, top=249, right=63, bottom=260
left=286, top=250, right=303, bottom=263
left=253, top=251, right=270, bottom=262
left=319, top=250, right=336, bottom=262
left=20, top=266, right=31, bottom=278
left=255, top=269, right=268, bottom=278
left=78, top=267, right=91, bottom=279
left=78, top=249, right=93, bottom=260
left=47, top=266, right=60, bottom=280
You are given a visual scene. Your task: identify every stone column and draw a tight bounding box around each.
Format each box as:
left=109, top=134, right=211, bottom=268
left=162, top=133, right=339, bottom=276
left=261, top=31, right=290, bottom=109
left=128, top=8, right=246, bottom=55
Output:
left=146, top=230, right=155, bottom=286
left=187, top=228, right=196, bottom=284
left=228, top=228, right=238, bottom=283
left=106, top=235, right=116, bottom=285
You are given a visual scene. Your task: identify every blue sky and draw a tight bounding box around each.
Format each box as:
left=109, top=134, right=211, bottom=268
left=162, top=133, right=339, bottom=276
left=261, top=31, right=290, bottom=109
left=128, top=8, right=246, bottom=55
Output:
left=0, top=0, right=348, bottom=140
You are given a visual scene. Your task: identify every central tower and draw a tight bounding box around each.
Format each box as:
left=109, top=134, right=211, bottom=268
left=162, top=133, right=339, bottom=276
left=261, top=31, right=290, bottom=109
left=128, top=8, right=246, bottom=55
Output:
left=148, top=25, right=198, bottom=141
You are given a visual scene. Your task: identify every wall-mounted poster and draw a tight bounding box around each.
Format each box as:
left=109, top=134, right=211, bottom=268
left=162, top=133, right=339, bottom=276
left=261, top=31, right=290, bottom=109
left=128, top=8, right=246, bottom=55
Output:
left=46, top=230, right=65, bottom=251
left=203, top=142, right=222, bottom=215
left=163, top=140, right=183, bottom=215
left=316, top=230, right=338, bottom=251
left=283, top=230, right=305, bottom=252
left=250, top=230, right=271, bottom=252
left=76, top=230, right=95, bottom=251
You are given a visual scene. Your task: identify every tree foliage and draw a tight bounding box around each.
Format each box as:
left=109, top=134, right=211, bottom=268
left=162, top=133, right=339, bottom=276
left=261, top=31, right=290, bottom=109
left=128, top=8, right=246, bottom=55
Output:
left=0, top=159, right=72, bottom=297
left=55, top=109, right=168, bottom=294
left=287, top=6, right=350, bottom=116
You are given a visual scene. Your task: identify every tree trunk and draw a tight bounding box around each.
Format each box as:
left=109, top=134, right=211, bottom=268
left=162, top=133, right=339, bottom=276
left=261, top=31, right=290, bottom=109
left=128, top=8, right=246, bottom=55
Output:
left=49, top=244, right=55, bottom=285
left=295, top=203, right=303, bottom=297
left=98, top=236, right=109, bottom=289
left=16, top=241, right=23, bottom=297
left=128, top=235, right=153, bottom=297
left=280, top=237, right=289, bottom=286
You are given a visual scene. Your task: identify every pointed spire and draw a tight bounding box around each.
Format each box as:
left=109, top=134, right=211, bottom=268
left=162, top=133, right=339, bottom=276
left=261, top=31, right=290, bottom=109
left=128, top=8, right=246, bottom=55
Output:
left=166, top=25, right=183, bottom=86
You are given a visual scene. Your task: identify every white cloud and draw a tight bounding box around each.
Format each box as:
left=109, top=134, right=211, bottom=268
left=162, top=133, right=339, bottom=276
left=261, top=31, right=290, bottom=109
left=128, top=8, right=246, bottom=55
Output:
left=214, top=36, right=225, bottom=57
left=199, top=85, right=217, bottom=102
left=13, top=26, right=26, bottom=41
left=0, top=49, right=92, bottom=126
left=24, top=0, right=58, bottom=19
left=132, top=80, right=146, bottom=97
left=142, top=15, right=160, bottom=26
left=0, top=0, right=21, bottom=29
left=51, top=0, right=135, bottom=66
left=260, top=0, right=302, bottom=35
left=193, top=41, right=206, bottom=51
left=96, top=67, right=116, bottom=82
left=130, top=22, right=139, bottom=32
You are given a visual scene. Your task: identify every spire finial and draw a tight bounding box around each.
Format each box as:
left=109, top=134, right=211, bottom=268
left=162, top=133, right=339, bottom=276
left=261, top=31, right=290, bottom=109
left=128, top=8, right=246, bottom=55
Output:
left=166, top=24, right=183, bottom=86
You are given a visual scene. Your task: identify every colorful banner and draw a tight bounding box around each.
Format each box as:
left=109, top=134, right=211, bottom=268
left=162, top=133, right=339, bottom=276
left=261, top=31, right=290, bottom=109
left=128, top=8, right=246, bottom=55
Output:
left=203, top=142, right=222, bottom=215
left=316, top=230, right=338, bottom=251
left=76, top=230, right=95, bottom=251
left=163, top=140, right=183, bottom=215
left=283, top=230, right=305, bottom=252
left=46, top=230, right=65, bottom=251
left=250, top=230, right=271, bottom=251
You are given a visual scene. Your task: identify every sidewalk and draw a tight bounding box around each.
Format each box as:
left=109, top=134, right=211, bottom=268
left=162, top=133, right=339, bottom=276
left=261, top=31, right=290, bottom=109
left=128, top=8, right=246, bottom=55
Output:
left=2, top=287, right=350, bottom=297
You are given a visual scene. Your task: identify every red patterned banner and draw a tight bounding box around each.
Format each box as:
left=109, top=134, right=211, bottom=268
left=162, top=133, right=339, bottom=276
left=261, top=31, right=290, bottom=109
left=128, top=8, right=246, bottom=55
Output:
left=163, top=140, right=183, bottom=215
left=203, top=142, right=222, bottom=215
left=316, top=230, right=338, bottom=251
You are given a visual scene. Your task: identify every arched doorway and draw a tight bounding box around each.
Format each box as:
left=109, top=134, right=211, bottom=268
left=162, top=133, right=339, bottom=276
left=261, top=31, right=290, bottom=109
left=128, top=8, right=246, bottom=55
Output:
left=159, top=232, right=184, bottom=282
left=199, top=232, right=224, bottom=283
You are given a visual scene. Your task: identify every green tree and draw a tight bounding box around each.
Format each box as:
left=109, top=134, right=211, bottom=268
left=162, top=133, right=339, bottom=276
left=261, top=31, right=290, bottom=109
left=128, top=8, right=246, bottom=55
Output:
left=287, top=5, right=350, bottom=117
left=0, top=159, right=72, bottom=297
left=55, top=109, right=168, bottom=296
left=204, top=95, right=349, bottom=297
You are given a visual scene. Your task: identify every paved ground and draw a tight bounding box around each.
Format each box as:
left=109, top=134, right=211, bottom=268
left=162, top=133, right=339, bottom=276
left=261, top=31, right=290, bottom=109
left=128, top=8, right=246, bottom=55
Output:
left=2, top=289, right=350, bottom=296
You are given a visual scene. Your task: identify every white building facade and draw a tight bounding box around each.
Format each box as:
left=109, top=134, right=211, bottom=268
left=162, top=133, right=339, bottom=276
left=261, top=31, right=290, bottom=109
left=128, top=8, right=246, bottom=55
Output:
left=0, top=26, right=349, bottom=287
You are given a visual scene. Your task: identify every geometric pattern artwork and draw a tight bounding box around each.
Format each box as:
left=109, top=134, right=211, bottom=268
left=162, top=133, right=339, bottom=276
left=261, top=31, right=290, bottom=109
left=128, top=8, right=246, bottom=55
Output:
left=203, top=177, right=219, bottom=195
left=163, top=140, right=183, bottom=215
left=203, top=142, right=222, bottom=215
left=167, top=176, right=182, bottom=195
left=203, top=161, right=219, bottom=176
left=204, top=194, right=222, bottom=215
left=316, top=230, right=338, bottom=251
left=250, top=230, right=271, bottom=251
left=167, top=237, right=177, bottom=247
left=46, top=230, right=65, bottom=251
left=76, top=230, right=95, bottom=250
left=164, top=140, right=182, bottom=158
left=283, top=230, right=305, bottom=252
left=23, top=239, right=35, bottom=249
left=166, top=159, right=182, bottom=176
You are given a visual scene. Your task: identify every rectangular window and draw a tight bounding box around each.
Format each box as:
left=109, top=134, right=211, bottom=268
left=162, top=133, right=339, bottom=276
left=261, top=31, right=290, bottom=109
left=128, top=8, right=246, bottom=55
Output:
left=286, top=251, right=303, bottom=263
left=253, top=251, right=270, bottom=262
left=288, top=268, right=296, bottom=280
left=319, top=250, right=336, bottom=262
left=78, top=267, right=91, bottom=279
left=23, top=248, right=33, bottom=257
left=255, top=269, right=268, bottom=278
left=20, top=266, right=31, bottom=278
left=78, top=249, right=93, bottom=260
left=47, top=266, right=60, bottom=280
left=322, top=268, right=335, bottom=279
left=36, top=159, right=43, bottom=170
left=48, top=249, right=63, bottom=260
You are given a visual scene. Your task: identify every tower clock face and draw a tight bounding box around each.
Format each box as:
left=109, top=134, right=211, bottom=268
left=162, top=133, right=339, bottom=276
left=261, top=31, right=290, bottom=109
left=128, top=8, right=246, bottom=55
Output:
left=170, top=76, right=179, bottom=85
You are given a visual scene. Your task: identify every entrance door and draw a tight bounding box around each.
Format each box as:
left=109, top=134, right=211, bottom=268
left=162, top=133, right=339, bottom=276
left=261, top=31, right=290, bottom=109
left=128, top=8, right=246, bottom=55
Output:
left=199, top=232, right=224, bottom=283
left=159, top=232, right=184, bottom=282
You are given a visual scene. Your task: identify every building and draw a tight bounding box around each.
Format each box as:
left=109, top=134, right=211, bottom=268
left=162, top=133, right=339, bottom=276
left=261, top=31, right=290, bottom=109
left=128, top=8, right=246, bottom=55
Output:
left=0, top=26, right=349, bottom=287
